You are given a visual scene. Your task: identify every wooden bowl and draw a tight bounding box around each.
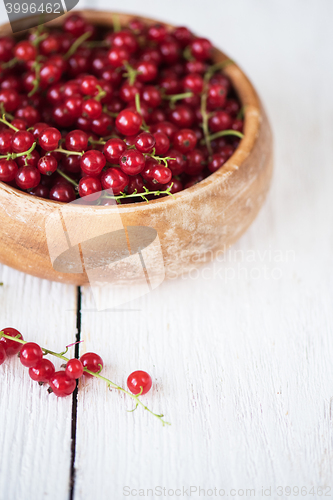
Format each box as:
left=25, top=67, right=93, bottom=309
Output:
left=0, top=10, right=273, bottom=286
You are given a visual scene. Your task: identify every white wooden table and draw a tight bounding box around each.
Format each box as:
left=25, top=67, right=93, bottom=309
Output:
left=1, top=1, right=333, bottom=498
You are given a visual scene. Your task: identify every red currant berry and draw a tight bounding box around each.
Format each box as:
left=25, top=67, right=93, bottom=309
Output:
left=80, top=75, right=98, bottom=95
left=0, top=344, right=6, bottom=365
left=109, top=30, right=138, bottom=54
left=16, top=150, right=40, bottom=168
left=135, top=132, right=156, bottom=153
left=209, top=111, right=232, bottom=132
left=189, top=38, right=212, bottom=60
left=49, top=371, right=76, bottom=397
left=135, top=60, right=158, bottom=83
left=39, top=63, right=62, bottom=87
left=120, top=149, right=146, bottom=175
left=207, top=84, right=227, bottom=109
left=62, top=154, right=81, bottom=173
left=29, top=359, right=55, bottom=382
left=38, top=155, right=58, bottom=175
left=108, top=46, right=130, bottom=68
left=16, top=166, right=41, bottom=190
left=14, top=41, right=36, bottom=61
left=80, top=150, right=106, bottom=175
left=103, top=138, right=126, bottom=164
left=49, top=181, right=76, bottom=203
left=11, top=118, right=27, bottom=131
left=127, top=174, right=144, bottom=194
left=168, top=104, right=194, bottom=128
left=15, top=106, right=40, bottom=127
left=166, top=149, right=187, bottom=175
left=64, top=14, right=87, bottom=37
left=28, top=184, right=49, bottom=199
left=141, top=85, right=161, bottom=108
left=65, top=130, right=88, bottom=152
left=116, top=108, right=142, bottom=136
left=0, top=36, right=15, bottom=62
left=153, top=132, right=170, bottom=155
left=11, top=131, right=34, bottom=154
left=39, top=34, right=60, bottom=56
left=153, top=121, right=178, bottom=139
left=0, top=89, right=20, bottom=112
left=182, top=73, right=203, bottom=94
left=208, top=153, right=226, bottom=173
left=127, top=370, right=152, bottom=395
left=39, top=127, right=61, bottom=151
left=80, top=352, right=103, bottom=377
left=0, top=129, right=14, bottom=153
left=101, top=167, right=129, bottom=195
left=0, top=327, right=24, bottom=355
left=173, top=128, right=197, bottom=153
left=231, top=119, right=243, bottom=132
left=64, top=96, right=83, bottom=118
left=151, top=165, right=172, bottom=184
left=0, top=159, right=18, bottom=182
left=78, top=176, right=102, bottom=200
left=184, top=148, right=206, bottom=175
left=82, top=98, right=102, bottom=119
left=172, top=26, right=193, bottom=47
left=19, top=342, right=43, bottom=368
left=65, top=358, right=84, bottom=379
left=53, top=104, right=76, bottom=128
left=165, top=177, right=183, bottom=194
left=91, top=113, right=113, bottom=136
left=147, top=24, right=167, bottom=43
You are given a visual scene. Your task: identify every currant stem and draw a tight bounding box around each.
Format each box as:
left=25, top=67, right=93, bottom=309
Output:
left=0, top=141, right=36, bottom=160
left=52, top=147, right=84, bottom=156
left=0, top=332, right=170, bottom=426
left=0, top=114, right=19, bottom=132
left=56, top=169, right=78, bottom=187
left=112, top=14, right=121, bottom=33
left=200, top=129, right=244, bottom=144
left=64, top=31, right=92, bottom=60
left=135, top=93, right=149, bottom=132
left=163, top=92, right=193, bottom=103
left=28, top=61, right=42, bottom=97
left=94, top=85, right=107, bottom=103
left=105, top=184, right=175, bottom=203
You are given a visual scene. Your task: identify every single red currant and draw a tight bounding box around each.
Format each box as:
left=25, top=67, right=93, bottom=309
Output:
left=173, top=129, right=197, bottom=153
left=189, top=38, right=212, bottom=60
left=0, top=89, right=20, bottom=112
left=151, top=165, right=172, bottom=184
left=208, top=111, right=232, bottom=132
left=116, top=108, right=142, bottom=136
left=14, top=40, right=36, bottom=61
left=80, top=352, right=103, bottom=377
left=82, top=99, right=102, bottom=119
left=65, top=130, right=88, bottom=152
left=153, top=132, right=170, bottom=155
left=29, top=359, right=55, bottom=382
left=208, top=153, right=226, bottom=173
left=182, top=73, right=204, bottom=94
left=0, top=344, right=6, bottom=365
left=135, top=132, right=156, bottom=153
left=0, top=129, right=14, bottom=153
left=103, top=138, right=127, bottom=164
left=16, top=166, right=41, bottom=190
left=39, top=127, right=61, bottom=151
left=0, top=159, right=18, bottom=182
left=0, top=327, right=24, bottom=355
left=80, top=150, right=106, bottom=176
left=120, top=150, right=146, bottom=175
left=49, top=371, right=76, bottom=397
left=127, top=370, right=152, bottom=395
left=101, top=167, right=129, bottom=195
left=11, top=131, right=34, bottom=154
left=37, top=155, right=58, bottom=175
left=19, top=342, right=43, bottom=368
left=49, top=182, right=76, bottom=203
left=65, top=358, right=84, bottom=379
left=78, top=176, right=102, bottom=200
left=108, top=46, right=130, bottom=68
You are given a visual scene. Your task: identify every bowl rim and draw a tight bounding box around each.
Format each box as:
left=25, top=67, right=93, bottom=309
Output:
left=0, top=9, right=261, bottom=214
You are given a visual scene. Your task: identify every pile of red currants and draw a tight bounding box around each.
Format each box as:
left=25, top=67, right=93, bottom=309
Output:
left=0, top=13, right=244, bottom=204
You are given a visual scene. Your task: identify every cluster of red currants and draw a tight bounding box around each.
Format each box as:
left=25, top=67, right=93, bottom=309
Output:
left=0, top=13, right=243, bottom=204
left=0, top=327, right=152, bottom=399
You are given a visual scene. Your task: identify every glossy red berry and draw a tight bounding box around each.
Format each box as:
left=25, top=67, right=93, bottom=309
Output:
left=141, top=85, right=161, bottom=108
left=116, top=108, right=142, bottom=136
left=207, top=84, right=227, bottom=109
left=153, top=132, right=170, bottom=155
left=147, top=24, right=167, bottom=43
left=189, top=38, right=212, bottom=60
left=14, top=40, right=36, bottom=61
left=209, top=111, right=232, bottom=132
left=0, top=89, right=20, bottom=112
left=29, top=359, right=55, bottom=382
left=166, top=149, right=187, bottom=175
left=151, top=165, right=172, bottom=184
left=0, top=159, right=18, bottom=182
left=28, top=184, right=49, bottom=199
left=108, top=46, right=130, bottom=68
left=38, top=155, right=58, bottom=175
left=64, top=14, right=87, bottom=37
left=172, top=26, right=193, bottom=47
left=127, top=174, right=144, bottom=194
left=80, top=150, right=106, bottom=175
left=82, top=99, right=102, bottom=119
left=11, top=131, right=34, bottom=154
left=62, top=154, right=81, bottom=173
left=65, top=358, right=84, bottom=379
left=30, top=122, right=49, bottom=140
left=80, top=352, right=103, bottom=377
left=64, top=96, right=83, bottom=119
left=173, top=128, right=197, bottom=153
left=0, top=344, right=6, bottom=365
left=120, top=149, right=146, bottom=175
left=0, top=129, right=14, bottom=153
left=15, top=106, right=40, bottom=127
left=182, top=73, right=204, bottom=94
left=0, top=36, right=15, bottom=62
left=49, top=182, right=76, bottom=203
left=103, top=138, right=126, bottom=164
left=78, top=176, right=102, bottom=200
left=109, top=30, right=138, bottom=54
left=91, top=113, right=113, bottom=136
left=80, top=75, right=98, bottom=95
left=135, top=132, right=155, bottom=153
left=169, top=104, right=194, bottom=128
left=39, top=127, right=61, bottom=151
left=135, top=60, right=158, bottom=83
left=101, top=167, right=129, bottom=195
left=127, top=370, right=152, bottom=395
left=0, top=327, right=24, bottom=355
left=65, top=130, right=88, bottom=152
left=16, top=166, right=41, bottom=190
left=49, top=371, right=76, bottom=397
left=39, top=63, right=62, bottom=87
left=184, top=148, right=206, bottom=175
left=15, top=150, right=39, bottom=169
left=19, top=342, right=43, bottom=368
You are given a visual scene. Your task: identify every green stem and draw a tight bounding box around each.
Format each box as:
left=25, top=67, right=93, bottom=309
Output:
left=163, top=92, right=193, bottom=106
left=57, top=169, right=78, bottom=187
left=88, top=137, right=106, bottom=145
left=52, top=147, right=84, bottom=156
left=0, top=332, right=170, bottom=426
left=103, top=106, right=118, bottom=118
left=1, top=57, right=18, bottom=70
left=64, top=31, right=92, bottom=60
left=0, top=141, right=36, bottom=160
left=123, top=61, right=139, bottom=86
left=0, top=114, right=19, bottom=131
left=31, top=32, right=48, bottom=47
left=201, top=130, right=244, bottom=144
left=135, top=94, right=149, bottom=132
left=94, top=85, right=106, bottom=103
left=113, top=14, right=121, bottom=33
left=105, top=184, right=175, bottom=204
left=28, top=61, right=42, bottom=98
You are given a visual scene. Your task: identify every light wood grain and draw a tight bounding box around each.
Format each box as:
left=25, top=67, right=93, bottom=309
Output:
left=0, top=268, right=77, bottom=500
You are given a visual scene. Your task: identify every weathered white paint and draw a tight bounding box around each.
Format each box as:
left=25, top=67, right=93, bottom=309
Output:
left=1, top=0, right=333, bottom=499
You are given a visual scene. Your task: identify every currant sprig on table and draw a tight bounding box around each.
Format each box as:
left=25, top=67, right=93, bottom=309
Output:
left=0, top=13, right=244, bottom=203
left=0, top=328, right=170, bottom=426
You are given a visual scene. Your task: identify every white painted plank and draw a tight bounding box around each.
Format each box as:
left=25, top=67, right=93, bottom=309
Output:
left=73, top=0, right=333, bottom=498
left=0, top=266, right=77, bottom=500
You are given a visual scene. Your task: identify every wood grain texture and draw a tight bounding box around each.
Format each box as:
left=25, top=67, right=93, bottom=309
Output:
left=0, top=11, right=272, bottom=286
left=0, top=0, right=333, bottom=499
left=0, top=267, right=77, bottom=500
